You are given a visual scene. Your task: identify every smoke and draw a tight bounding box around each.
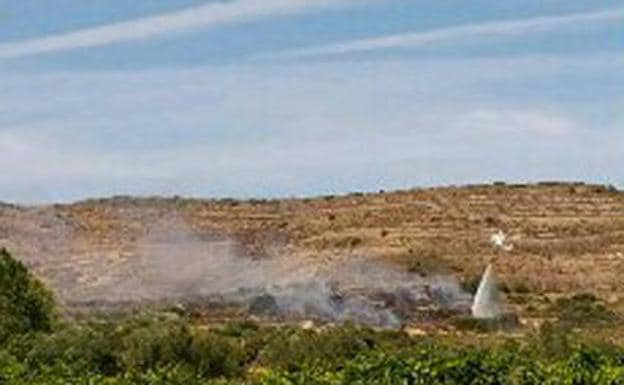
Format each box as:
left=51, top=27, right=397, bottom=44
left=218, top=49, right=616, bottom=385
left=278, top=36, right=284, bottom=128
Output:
left=68, top=219, right=471, bottom=328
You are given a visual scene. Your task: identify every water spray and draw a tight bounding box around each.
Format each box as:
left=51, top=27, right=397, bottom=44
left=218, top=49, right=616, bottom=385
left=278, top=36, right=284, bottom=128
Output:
left=471, top=263, right=501, bottom=318
left=471, top=229, right=513, bottom=319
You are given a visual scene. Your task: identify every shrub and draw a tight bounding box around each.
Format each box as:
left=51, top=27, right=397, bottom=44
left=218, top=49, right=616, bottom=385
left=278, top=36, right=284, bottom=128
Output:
left=550, top=293, right=618, bottom=328
left=257, top=325, right=376, bottom=372
left=2, top=252, right=624, bottom=385
left=218, top=320, right=260, bottom=338
left=117, top=315, right=192, bottom=372
left=0, top=350, right=26, bottom=382
left=189, top=331, right=245, bottom=378
left=450, top=314, right=519, bottom=333
left=24, top=321, right=120, bottom=375
left=403, top=247, right=450, bottom=276
left=2, top=321, right=624, bottom=384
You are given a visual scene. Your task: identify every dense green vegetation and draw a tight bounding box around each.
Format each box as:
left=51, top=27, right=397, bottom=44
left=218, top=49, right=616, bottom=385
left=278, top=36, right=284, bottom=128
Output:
left=0, top=248, right=56, bottom=342
left=1, top=248, right=623, bottom=384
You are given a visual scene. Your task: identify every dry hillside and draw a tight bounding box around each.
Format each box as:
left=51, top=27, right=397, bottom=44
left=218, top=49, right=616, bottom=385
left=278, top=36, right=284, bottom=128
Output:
left=1, top=182, right=623, bottom=321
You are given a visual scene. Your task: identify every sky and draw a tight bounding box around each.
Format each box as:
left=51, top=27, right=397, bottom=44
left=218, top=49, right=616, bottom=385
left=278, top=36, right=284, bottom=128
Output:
left=0, top=0, right=622, bottom=203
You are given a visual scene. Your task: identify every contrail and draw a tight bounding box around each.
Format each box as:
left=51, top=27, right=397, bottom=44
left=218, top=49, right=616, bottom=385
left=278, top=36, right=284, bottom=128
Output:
left=0, top=0, right=360, bottom=60
left=261, top=7, right=624, bottom=59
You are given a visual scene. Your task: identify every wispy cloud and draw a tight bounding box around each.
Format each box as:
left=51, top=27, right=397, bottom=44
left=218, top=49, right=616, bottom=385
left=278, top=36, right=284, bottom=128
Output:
left=263, top=7, right=624, bottom=59
left=2, top=53, right=622, bottom=203
left=0, top=0, right=359, bottom=60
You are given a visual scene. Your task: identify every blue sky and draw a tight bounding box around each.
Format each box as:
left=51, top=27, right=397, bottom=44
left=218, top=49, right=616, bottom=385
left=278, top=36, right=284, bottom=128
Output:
left=0, top=0, right=622, bottom=203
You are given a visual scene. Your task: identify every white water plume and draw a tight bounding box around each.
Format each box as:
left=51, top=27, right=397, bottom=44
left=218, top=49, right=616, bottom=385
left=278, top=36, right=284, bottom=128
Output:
left=490, top=229, right=513, bottom=251
left=470, top=229, right=515, bottom=318
left=471, top=264, right=502, bottom=319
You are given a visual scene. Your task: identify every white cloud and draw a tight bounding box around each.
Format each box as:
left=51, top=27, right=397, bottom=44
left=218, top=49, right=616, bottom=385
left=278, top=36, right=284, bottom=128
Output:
left=262, top=7, right=624, bottom=59
left=0, top=0, right=360, bottom=60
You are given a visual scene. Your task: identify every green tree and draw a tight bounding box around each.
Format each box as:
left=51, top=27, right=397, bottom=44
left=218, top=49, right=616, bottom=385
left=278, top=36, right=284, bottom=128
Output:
left=0, top=248, right=56, bottom=341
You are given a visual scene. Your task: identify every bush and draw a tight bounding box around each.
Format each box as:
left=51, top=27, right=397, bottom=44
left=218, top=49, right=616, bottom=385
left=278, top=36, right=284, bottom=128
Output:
left=24, top=321, right=120, bottom=374
left=0, top=350, right=26, bottom=382
left=118, top=315, right=193, bottom=372
left=450, top=314, right=519, bottom=333
left=217, top=320, right=260, bottom=338
left=189, top=331, right=245, bottom=378
left=0, top=249, right=55, bottom=342
left=529, top=321, right=574, bottom=360
left=551, top=293, right=618, bottom=328
left=2, top=320, right=624, bottom=384
left=2, top=252, right=624, bottom=384
left=405, top=247, right=448, bottom=276
left=259, top=343, right=624, bottom=385
left=257, top=325, right=377, bottom=372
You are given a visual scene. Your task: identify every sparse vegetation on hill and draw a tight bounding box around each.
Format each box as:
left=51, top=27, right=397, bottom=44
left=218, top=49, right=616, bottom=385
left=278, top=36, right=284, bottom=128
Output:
left=3, top=183, right=624, bottom=307
left=1, top=183, right=624, bottom=382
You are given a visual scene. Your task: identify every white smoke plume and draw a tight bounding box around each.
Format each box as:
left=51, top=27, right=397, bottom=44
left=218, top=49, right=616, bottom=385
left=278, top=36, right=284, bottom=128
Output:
left=68, top=219, right=471, bottom=328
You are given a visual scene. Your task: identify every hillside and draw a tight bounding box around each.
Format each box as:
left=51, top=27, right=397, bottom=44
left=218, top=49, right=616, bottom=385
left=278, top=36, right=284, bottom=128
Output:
left=1, top=182, right=623, bottom=328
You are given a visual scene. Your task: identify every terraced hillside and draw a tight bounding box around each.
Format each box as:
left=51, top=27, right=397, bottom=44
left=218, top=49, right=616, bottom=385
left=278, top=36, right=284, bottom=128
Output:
left=1, top=183, right=623, bottom=323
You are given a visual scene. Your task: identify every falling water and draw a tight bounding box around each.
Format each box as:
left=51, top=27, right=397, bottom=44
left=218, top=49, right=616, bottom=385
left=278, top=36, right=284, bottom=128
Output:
left=471, top=264, right=501, bottom=319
